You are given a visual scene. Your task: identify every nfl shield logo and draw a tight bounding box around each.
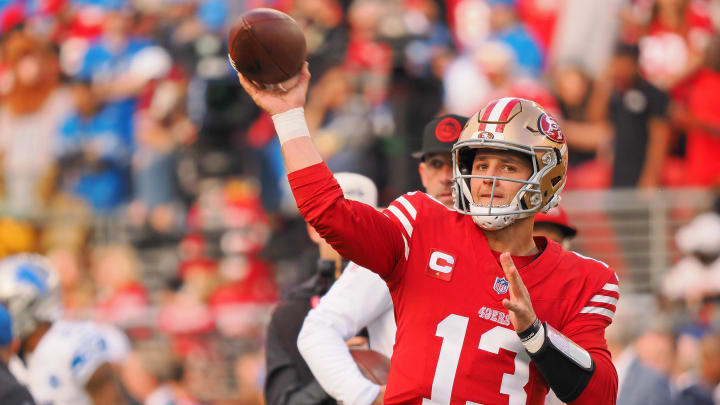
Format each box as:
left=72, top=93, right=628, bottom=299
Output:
left=493, top=277, right=510, bottom=295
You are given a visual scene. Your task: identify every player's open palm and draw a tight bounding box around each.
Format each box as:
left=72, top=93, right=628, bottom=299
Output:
left=499, top=252, right=538, bottom=333
left=237, top=62, right=310, bottom=116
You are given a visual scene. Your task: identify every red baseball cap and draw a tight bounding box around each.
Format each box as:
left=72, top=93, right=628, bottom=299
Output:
left=535, top=206, right=577, bottom=238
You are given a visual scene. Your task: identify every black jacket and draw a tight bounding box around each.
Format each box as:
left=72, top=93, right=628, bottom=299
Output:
left=0, top=361, right=35, bottom=405
left=265, top=273, right=337, bottom=405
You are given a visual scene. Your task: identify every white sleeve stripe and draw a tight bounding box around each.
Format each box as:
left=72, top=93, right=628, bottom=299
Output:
left=589, top=295, right=618, bottom=306
left=395, top=196, right=417, bottom=220
left=602, top=283, right=619, bottom=292
left=580, top=307, right=615, bottom=319
left=571, top=251, right=610, bottom=268
left=402, top=235, right=409, bottom=260
left=387, top=205, right=413, bottom=237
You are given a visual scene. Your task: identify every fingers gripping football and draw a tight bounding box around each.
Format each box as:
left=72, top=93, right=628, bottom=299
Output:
left=499, top=252, right=538, bottom=333
left=237, top=62, right=311, bottom=116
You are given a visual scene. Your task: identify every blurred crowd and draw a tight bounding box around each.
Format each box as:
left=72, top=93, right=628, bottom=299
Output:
left=2, top=0, right=720, bottom=403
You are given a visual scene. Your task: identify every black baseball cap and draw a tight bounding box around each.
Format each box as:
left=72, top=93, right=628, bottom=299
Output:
left=412, top=114, right=468, bottom=159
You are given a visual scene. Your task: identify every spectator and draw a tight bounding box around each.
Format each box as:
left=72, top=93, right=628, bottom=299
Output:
left=444, top=41, right=557, bottom=117
left=550, top=0, right=624, bottom=77
left=663, top=212, right=720, bottom=308
left=551, top=64, right=612, bottom=189
left=638, top=0, right=713, bottom=93
left=486, top=0, right=544, bottom=77
left=606, top=299, right=675, bottom=405
left=673, top=332, right=720, bottom=405
left=91, top=245, right=149, bottom=329
left=129, top=75, right=194, bottom=235
left=55, top=78, right=134, bottom=213
left=0, top=304, right=36, bottom=405
left=678, top=34, right=720, bottom=187
left=591, top=42, right=671, bottom=189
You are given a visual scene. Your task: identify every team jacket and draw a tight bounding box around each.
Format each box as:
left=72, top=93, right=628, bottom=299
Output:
left=289, top=162, right=619, bottom=405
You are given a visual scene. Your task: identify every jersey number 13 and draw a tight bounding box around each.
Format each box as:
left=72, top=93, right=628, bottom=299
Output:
left=422, top=314, right=530, bottom=405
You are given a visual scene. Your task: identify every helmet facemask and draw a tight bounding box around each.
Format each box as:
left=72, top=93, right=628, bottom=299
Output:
left=452, top=139, right=564, bottom=230
left=450, top=97, right=569, bottom=231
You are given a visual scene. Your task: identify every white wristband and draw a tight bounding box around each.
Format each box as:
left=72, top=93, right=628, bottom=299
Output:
left=271, top=107, right=310, bottom=144
left=522, top=323, right=545, bottom=354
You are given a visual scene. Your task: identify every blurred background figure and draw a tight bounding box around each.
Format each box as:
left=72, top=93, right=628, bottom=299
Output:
left=606, top=299, right=674, bottom=405
left=663, top=211, right=720, bottom=310
left=673, top=332, right=720, bottom=405
left=592, top=42, right=671, bottom=190
left=533, top=205, right=577, bottom=249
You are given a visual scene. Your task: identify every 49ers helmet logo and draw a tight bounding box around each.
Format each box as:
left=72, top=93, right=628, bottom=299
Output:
left=537, top=113, right=564, bottom=143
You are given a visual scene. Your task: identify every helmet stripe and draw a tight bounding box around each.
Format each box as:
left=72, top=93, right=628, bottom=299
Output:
left=483, top=97, right=515, bottom=133
left=495, top=98, right=521, bottom=132
left=477, top=99, right=498, bottom=131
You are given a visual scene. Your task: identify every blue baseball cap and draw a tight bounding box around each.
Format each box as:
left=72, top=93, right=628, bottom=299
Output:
left=0, top=304, right=12, bottom=346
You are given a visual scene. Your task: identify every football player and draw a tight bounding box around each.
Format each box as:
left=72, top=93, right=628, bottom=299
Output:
left=297, top=114, right=466, bottom=405
left=298, top=202, right=579, bottom=405
left=238, top=64, right=619, bottom=404
left=0, top=254, right=129, bottom=405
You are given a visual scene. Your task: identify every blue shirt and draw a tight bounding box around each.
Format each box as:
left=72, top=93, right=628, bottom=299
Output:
left=56, top=103, right=133, bottom=213
left=491, top=24, right=544, bottom=77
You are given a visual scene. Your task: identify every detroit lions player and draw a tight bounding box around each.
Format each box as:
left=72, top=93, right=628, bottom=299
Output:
left=0, top=254, right=129, bottom=405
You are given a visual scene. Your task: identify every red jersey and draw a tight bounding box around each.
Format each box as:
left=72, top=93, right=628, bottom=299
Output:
left=289, top=163, right=619, bottom=405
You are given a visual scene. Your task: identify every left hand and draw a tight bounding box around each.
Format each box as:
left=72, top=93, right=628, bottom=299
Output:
left=499, top=252, right=537, bottom=333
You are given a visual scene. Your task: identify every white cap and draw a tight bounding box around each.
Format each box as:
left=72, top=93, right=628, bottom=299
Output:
left=676, top=212, right=720, bottom=255
left=334, top=172, right=378, bottom=208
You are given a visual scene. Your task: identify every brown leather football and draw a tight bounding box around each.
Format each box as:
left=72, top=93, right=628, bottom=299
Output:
left=350, top=349, right=391, bottom=385
left=227, top=8, right=307, bottom=84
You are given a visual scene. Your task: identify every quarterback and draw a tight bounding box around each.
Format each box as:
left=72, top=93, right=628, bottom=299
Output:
left=238, top=64, right=619, bottom=404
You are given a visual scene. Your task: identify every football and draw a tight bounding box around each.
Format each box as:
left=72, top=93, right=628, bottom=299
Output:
left=227, top=8, right=307, bottom=85
left=350, top=349, right=391, bottom=385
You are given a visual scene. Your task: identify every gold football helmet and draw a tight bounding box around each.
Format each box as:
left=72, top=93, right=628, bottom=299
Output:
left=451, top=97, right=568, bottom=230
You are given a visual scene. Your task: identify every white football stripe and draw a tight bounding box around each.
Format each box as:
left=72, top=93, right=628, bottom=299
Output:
left=402, top=235, right=409, bottom=260
left=396, top=196, right=417, bottom=220
left=602, top=283, right=619, bottom=292
left=483, top=97, right=515, bottom=133
left=388, top=205, right=413, bottom=237
left=580, top=307, right=615, bottom=319
left=589, top=295, right=618, bottom=306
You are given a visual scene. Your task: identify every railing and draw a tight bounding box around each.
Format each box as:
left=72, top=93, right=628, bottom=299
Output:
left=562, top=188, right=716, bottom=293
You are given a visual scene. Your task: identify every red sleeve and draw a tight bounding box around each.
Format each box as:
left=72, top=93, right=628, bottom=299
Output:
left=288, top=162, right=406, bottom=278
left=563, top=271, right=620, bottom=405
